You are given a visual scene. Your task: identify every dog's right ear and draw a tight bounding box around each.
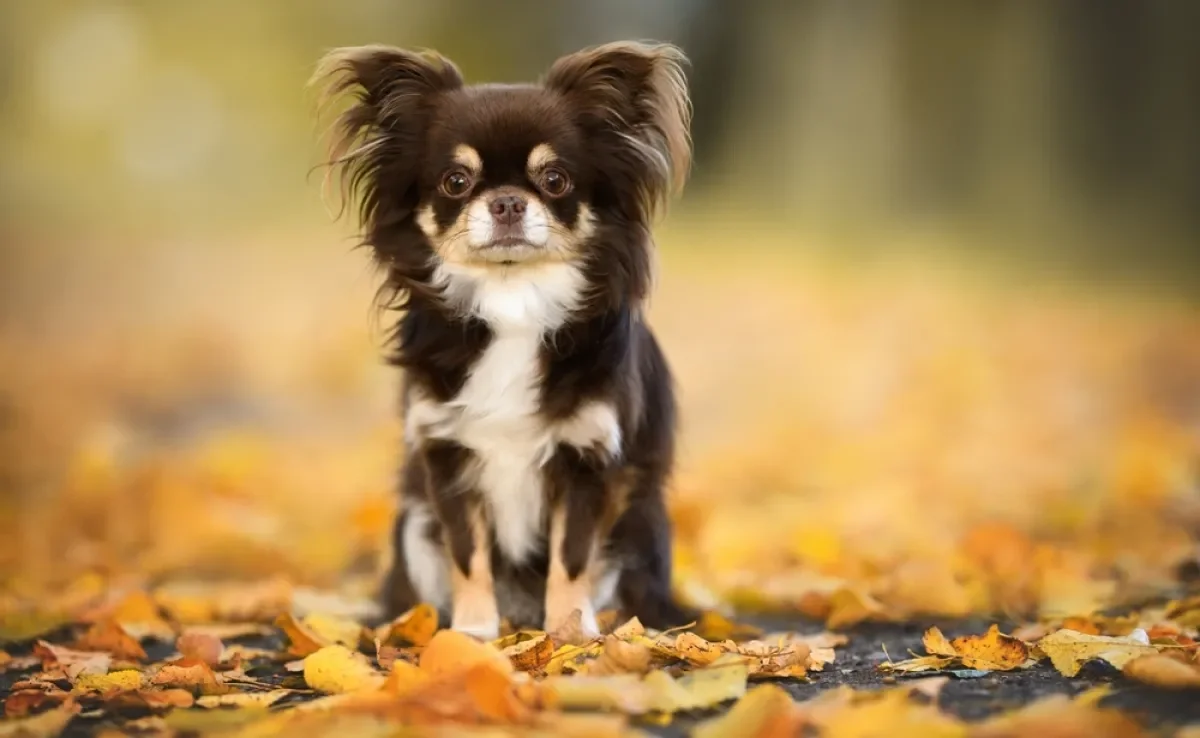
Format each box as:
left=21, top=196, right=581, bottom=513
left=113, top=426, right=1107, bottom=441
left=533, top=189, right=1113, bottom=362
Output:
left=311, top=45, right=463, bottom=223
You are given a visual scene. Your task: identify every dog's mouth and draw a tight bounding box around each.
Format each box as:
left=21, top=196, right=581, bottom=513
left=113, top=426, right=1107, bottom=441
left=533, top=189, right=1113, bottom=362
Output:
left=472, top=237, right=542, bottom=265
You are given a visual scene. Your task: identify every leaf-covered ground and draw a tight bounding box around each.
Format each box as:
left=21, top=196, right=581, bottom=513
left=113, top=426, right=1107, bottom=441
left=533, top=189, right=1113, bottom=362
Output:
left=3, top=232, right=1200, bottom=735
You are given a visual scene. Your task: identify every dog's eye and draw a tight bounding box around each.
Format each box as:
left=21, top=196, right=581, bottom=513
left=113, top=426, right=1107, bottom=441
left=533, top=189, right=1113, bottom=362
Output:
left=538, top=168, right=571, bottom=197
left=440, top=170, right=473, bottom=198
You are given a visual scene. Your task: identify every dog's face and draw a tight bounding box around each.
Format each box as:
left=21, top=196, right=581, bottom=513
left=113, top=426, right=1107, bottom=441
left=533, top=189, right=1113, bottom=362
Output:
left=315, top=42, right=691, bottom=302
left=414, top=88, right=596, bottom=268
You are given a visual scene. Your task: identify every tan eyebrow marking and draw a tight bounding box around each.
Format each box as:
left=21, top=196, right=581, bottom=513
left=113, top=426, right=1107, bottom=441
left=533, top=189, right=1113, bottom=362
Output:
left=527, top=143, right=557, bottom=172
left=453, top=144, right=482, bottom=172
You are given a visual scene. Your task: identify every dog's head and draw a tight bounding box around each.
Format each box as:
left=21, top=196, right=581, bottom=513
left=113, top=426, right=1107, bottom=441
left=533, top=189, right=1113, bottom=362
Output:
left=313, top=42, right=691, bottom=310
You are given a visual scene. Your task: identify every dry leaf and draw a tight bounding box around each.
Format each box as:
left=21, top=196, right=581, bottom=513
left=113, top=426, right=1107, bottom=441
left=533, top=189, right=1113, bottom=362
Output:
left=880, top=655, right=957, bottom=674
left=813, top=688, right=966, bottom=738
left=496, top=631, right=555, bottom=672
left=909, top=676, right=950, bottom=701
left=973, top=694, right=1146, bottom=738
left=195, top=689, right=293, bottom=708
left=549, top=609, right=598, bottom=646
left=611, top=617, right=645, bottom=640
left=275, top=612, right=326, bottom=657
left=106, top=688, right=195, bottom=714
left=177, top=631, right=224, bottom=667
left=303, top=644, right=385, bottom=693
left=694, top=611, right=763, bottom=642
left=676, top=632, right=724, bottom=666
left=588, top=635, right=652, bottom=676
left=825, top=587, right=885, bottom=630
left=72, top=619, right=146, bottom=662
left=420, top=629, right=513, bottom=679
left=1122, top=654, right=1200, bottom=689
left=693, top=683, right=799, bottom=738
left=0, top=698, right=80, bottom=738
left=377, top=603, right=438, bottom=647
left=73, top=669, right=144, bottom=694
left=923, top=627, right=957, bottom=657
left=301, top=612, right=363, bottom=649
left=3, top=689, right=69, bottom=719
left=108, top=591, right=175, bottom=641
left=462, top=660, right=530, bottom=723
left=949, top=625, right=1029, bottom=670
left=1037, top=628, right=1159, bottom=677
left=33, top=641, right=111, bottom=680
left=381, top=660, right=430, bottom=697
left=151, top=657, right=230, bottom=695
left=544, top=656, right=747, bottom=716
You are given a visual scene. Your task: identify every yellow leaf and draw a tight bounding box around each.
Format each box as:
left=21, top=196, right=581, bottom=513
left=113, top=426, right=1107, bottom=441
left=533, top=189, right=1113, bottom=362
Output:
left=611, top=617, right=645, bottom=640
left=973, top=694, right=1146, bottom=737
left=1037, top=628, right=1160, bottom=677
left=694, top=611, right=763, bottom=642
left=818, top=688, right=967, bottom=738
left=674, top=654, right=749, bottom=708
left=1122, top=654, right=1200, bottom=689
left=676, top=632, right=724, bottom=666
left=109, top=590, right=175, bottom=641
left=826, top=587, right=884, bottom=630
left=72, top=669, right=144, bottom=694
left=301, top=612, right=363, bottom=648
left=693, top=683, right=798, bottom=738
left=949, top=625, right=1029, bottom=670
left=922, top=627, right=957, bottom=657
left=377, top=603, right=438, bottom=647
left=879, top=655, right=957, bottom=674
left=195, top=689, right=292, bottom=708
left=303, top=645, right=385, bottom=694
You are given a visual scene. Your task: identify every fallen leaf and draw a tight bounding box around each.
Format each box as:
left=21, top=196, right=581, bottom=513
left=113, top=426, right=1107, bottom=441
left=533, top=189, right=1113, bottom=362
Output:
left=73, top=669, right=144, bottom=694
left=826, top=587, right=885, bottom=630
left=694, top=611, right=763, bottom=642
left=73, top=619, right=146, bottom=661
left=195, top=689, right=293, bottom=708
left=973, top=693, right=1146, bottom=737
left=106, top=688, right=195, bottom=714
left=1122, top=654, right=1200, bottom=689
left=496, top=631, right=555, bottom=672
left=420, top=629, right=513, bottom=679
left=177, top=631, right=224, bottom=667
left=588, top=635, right=652, bottom=676
left=301, top=612, right=364, bottom=649
left=381, top=660, right=430, bottom=697
left=674, top=654, right=750, bottom=708
left=377, top=603, right=438, bottom=647
left=151, top=657, right=230, bottom=695
left=549, top=609, right=598, bottom=646
left=0, top=698, right=80, bottom=738
left=693, top=683, right=799, bottom=738
left=611, top=617, right=645, bottom=640
left=909, top=676, right=950, bottom=701
left=275, top=612, right=326, bottom=657
left=33, top=641, right=110, bottom=680
left=812, top=688, right=967, bottom=738
left=303, top=644, right=385, bottom=693
left=3, top=688, right=69, bottom=718
left=949, top=625, right=1029, bottom=670
left=880, top=655, right=957, bottom=674
left=462, top=660, right=530, bottom=723
left=676, top=632, right=724, bottom=666
left=923, top=627, right=957, bottom=657
left=1037, top=628, right=1160, bottom=677
left=738, top=639, right=811, bottom=679
left=543, top=656, right=747, bottom=717
left=108, top=591, right=175, bottom=641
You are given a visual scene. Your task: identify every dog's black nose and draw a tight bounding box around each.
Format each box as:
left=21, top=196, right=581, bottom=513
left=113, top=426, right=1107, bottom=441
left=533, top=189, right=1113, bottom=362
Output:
left=489, top=195, right=526, bottom=225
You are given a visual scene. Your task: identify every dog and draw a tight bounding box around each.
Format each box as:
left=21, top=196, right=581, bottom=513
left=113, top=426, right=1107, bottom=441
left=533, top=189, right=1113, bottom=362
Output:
left=313, top=40, right=695, bottom=640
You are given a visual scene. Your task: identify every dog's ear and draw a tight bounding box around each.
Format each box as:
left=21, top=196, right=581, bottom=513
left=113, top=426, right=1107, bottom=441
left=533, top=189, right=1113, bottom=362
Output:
left=311, top=45, right=463, bottom=223
left=544, top=42, right=692, bottom=215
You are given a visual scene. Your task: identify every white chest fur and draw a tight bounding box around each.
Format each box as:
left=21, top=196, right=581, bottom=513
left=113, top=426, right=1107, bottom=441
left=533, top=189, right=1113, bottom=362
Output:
left=407, top=262, right=620, bottom=564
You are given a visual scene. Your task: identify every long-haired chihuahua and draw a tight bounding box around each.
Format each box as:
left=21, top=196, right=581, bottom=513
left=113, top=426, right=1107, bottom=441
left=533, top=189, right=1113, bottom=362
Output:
left=313, top=40, right=694, bottom=640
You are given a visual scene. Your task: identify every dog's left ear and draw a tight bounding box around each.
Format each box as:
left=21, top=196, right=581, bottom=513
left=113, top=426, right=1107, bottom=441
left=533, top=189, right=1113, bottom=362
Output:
left=544, top=41, right=692, bottom=215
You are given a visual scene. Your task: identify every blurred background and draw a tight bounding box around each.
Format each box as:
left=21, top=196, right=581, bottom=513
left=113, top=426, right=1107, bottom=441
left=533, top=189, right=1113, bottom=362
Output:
left=2, top=1, right=1199, bottom=620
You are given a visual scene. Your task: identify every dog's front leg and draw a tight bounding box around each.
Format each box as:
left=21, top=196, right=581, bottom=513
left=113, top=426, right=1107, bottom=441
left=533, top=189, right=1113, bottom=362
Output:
left=545, top=444, right=613, bottom=640
left=423, top=440, right=499, bottom=640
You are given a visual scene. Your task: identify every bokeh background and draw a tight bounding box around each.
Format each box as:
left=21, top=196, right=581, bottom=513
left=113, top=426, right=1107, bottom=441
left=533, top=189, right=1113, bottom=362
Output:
left=3, top=1, right=1200, bottom=620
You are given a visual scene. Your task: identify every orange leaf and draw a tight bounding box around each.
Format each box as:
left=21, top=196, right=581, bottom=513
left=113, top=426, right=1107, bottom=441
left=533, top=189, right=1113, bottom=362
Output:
left=73, top=619, right=147, bottom=662
left=177, top=631, right=223, bottom=667
left=377, top=603, right=438, bottom=647
left=275, top=612, right=326, bottom=658
left=420, top=629, right=513, bottom=679
left=151, top=657, right=230, bottom=695
left=949, top=625, right=1029, bottom=671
